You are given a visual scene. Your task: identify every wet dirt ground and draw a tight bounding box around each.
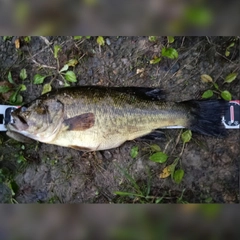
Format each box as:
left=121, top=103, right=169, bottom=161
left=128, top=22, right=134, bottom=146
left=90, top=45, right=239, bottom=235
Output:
left=0, top=36, right=239, bottom=203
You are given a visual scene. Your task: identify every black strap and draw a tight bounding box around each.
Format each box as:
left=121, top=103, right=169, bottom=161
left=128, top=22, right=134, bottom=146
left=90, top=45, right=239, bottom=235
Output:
left=4, top=107, right=16, bottom=125
left=0, top=114, right=3, bottom=124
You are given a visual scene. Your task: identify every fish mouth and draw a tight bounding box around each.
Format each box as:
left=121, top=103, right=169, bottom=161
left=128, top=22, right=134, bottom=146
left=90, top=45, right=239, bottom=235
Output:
left=10, top=114, right=29, bottom=131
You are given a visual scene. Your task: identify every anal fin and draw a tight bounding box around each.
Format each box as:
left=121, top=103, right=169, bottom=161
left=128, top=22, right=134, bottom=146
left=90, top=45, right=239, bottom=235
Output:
left=69, top=145, right=93, bottom=151
left=136, top=129, right=166, bottom=141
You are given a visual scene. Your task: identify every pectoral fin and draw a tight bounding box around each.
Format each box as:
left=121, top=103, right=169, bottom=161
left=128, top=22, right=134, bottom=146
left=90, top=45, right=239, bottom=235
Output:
left=63, top=113, right=95, bottom=131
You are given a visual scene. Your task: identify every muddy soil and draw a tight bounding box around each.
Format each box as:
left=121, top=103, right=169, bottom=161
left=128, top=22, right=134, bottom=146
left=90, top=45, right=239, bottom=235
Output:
left=0, top=36, right=239, bottom=203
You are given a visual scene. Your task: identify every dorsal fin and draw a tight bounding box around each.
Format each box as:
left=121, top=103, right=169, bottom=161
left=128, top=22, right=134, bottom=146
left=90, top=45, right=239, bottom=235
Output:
left=113, top=87, right=166, bottom=101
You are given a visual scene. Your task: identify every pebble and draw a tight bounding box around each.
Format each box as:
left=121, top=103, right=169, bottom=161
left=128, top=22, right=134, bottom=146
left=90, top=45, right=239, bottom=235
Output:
left=221, top=153, right=232, bottom=164
left=121, top=58, right=128, bottom=65
left=103, top=151, right=112, bottom=160
left=24, top=168, right=35, bottom=183
left=169, top=62, right=180, bottom=74
left=88, top=69, right=93, bottom=76
left=106, top=38, right=111, bottom=45
left=93, top=78, right=98, bottom=83
left=79, top=79, right=86, bottom=85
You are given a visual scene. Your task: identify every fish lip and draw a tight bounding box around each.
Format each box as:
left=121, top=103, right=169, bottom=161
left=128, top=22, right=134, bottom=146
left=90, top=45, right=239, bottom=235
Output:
left=7, top=123, right=17, bottom=131
left=7, top=123, right=19, bottom=131
left=7, top=121, right=20, bottom=132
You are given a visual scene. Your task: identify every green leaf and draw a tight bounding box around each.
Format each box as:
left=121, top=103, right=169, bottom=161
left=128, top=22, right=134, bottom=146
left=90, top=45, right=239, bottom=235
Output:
left=64, top=71, right=77, bottom=82
left=24, top=36, right=31, bottom=43
left=161, top=47, right=178, bottom=59
left=227, top=42, right=235, bottom=48
left=225, top=50, right=230, bottom=57
left=54, top=45, right=61, bottom=59
left=224, top=73, right=238, bottom=83
left=9, top=91, right=17, bottom=103
left=64, top=82, right=70, bottom=87
left=185, top=7, right=212, bottom=26
left=73, top=36, right=82, bottom=40
left=33, top=74, right=46, bottom=84
left=85, top=36, right=91, bottom=39
left=20, top=68, right=27, bottom=80
left=221, top=90, right=232, bottom=101
left=155, top=197, right=164, bottom=203
left=202, top=89, right=213, bottom=99
left=15, top=94, right=23, bottom=105
left=66, top=59, right=78, bottom=67
left=130, top=146, right=139, bottom=158
left=205, top=197, right=213, bottom=203
left=9, top=180, right=19, bottom=195
left=59, top=64, right=69, bottom=73
left=114, top=191, right=143, bottom=198
left=181, top=130, right=192, bottom=143
left=3, top=36, right=11, bottom=41
left=0, top=86, right=11, bottom=93
left=19, top=84, right=27, bottom=91
left=149, top=152, right=168, bottom=163
left=150, top=57, right=161, bottom=64
left=16, top=154, right=26, bottom=164
left=148, top=36, right=157, bottom=42
left=8, top=71, right=15, bottom=84
left=213, top=82, right=219, bottom=90
left=201, top=74, right=213, bottom=83
left=171, top=158, right=179, bottom=179
left=173, top=169, right=184, bottom=184
left=150, top=144, right=161, bottom=152
left=9, top=91, right=23, bottom=104
left=42, top=83, right=52, bottom=94
left=167, top=36, right=174, bottom=43
left=97, top=36, right=105, bottom=46
left=225, top=42, right=235, bottom=56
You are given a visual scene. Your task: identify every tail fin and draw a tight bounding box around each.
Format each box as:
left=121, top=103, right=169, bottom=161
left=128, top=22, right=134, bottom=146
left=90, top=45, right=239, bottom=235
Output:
left=184, top=100, right=228, bottom=137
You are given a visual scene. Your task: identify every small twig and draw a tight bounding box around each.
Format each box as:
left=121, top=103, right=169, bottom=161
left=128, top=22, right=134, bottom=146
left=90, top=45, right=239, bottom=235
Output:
left=179, top=142, right=186, bottom=158
left=78, top=53, right=86, bottom=62
left=56, top=58, right=60, bottom=72
left=216, top=51, right=236, bottom=65
left=31, top=59, right=56, bottom=70
left=73, top=39, right=85, bottom=48
left=180, top=37, right=185, bottom=48
left=170, top=129, right=183, bottom=156
left=206, top=36, right=212, bottom=44
left=49, top=74, right=58, bottom=85
left=163, top=138, right=173, bottom=154
left=39, top=36, right=51, bottom=46
left=233, top=66, right=240, bottom=73
left=26, top=43, right=53, bottom=61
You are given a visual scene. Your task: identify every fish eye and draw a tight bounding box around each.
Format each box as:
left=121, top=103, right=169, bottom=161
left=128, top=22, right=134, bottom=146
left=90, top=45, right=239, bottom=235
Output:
left=21, top=106, right=27, bottom=112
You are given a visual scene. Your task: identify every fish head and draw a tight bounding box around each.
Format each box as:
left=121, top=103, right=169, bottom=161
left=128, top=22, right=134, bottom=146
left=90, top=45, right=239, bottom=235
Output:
left=7, top=98, right=64, bottom=142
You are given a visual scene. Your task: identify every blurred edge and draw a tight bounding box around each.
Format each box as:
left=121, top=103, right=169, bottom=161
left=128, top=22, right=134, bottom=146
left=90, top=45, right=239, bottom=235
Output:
left=0, top=0, right=239, bottom=238
left=0, top=0, right=239, bottom=35
left=0, top=205, right=240, bottom=239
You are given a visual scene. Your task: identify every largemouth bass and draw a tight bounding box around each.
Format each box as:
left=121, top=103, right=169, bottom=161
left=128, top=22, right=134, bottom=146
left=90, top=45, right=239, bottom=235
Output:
left=6, top=86, right=227, bottom=151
